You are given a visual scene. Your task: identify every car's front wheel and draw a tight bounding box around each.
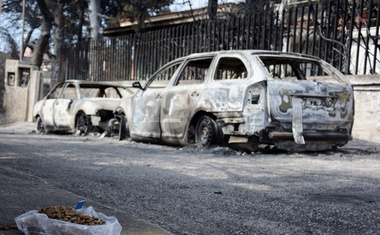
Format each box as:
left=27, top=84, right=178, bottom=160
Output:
left=117, top=114, right=129, bottom=141
left=195, top=115, right=223, bottom=148
left=75, top=112, right=92, bottom=136
left=35, top=116, right=45, bottom=134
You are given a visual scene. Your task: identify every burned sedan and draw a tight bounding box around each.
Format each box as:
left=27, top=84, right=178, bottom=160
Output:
left=33, top=80, right=131, bottom=135
left=115, top=50, right=354, bottom=151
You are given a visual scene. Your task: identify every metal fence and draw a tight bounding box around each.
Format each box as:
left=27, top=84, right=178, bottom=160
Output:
left=58, top=0, right=380, bottom=82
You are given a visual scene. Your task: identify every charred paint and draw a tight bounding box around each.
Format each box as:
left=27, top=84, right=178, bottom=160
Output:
left=279, top=89, right=293, bottom=112
left=330, top=90, right=351, bottom=119
left=117, top=50, right=354, bottom=151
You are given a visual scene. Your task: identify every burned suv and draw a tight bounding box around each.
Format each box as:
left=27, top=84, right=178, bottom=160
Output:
left=115, top=50, right=354, bottom=151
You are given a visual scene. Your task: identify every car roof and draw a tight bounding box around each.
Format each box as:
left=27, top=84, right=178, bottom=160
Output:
left=61, top=80, right=128, bottom=88
left=174, top=50, right=321, bottom=61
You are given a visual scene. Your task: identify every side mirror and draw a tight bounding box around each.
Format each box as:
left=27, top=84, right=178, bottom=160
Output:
left=132, top=81, right=143, bottom=90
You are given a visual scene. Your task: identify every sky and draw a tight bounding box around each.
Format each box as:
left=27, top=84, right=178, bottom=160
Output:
left=170, top=0, right=242, bottom=12
left=170, top=0, right=208, bottom=11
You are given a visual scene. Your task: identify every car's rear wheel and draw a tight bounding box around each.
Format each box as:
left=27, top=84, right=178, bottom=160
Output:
left=35, top=116, right=45, bottom=134
left=195, top=115, right=223, bottom=148
left=75, top=112, right=92, bottom=136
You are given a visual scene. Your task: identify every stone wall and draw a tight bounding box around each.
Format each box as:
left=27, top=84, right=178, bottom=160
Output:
left=349, top=75, right=380, bottom=144
left=0, top=53, right=12, bottom=124
left=2, top=60, right=40, bottom=124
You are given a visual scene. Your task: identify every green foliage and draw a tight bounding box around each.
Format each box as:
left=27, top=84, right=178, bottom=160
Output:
left=1, top=0, right=173, bottom=50
left=106, top=0, right=173, bottom=29
left=1, top=0, right=41, bottom=34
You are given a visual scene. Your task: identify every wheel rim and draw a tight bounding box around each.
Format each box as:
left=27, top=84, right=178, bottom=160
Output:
left=196, top=116, right=215, bottom=147
left=36, top=117, right=44, bottom=134
left=200, top=125, right=210, bottom=145
left=76, top=114, right=91, bottom=135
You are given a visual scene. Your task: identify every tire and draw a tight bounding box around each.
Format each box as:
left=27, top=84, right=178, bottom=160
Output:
left=35, top=116, right=45, bottom=134
left=75, top=112, right=92, bottom=136
left=195, top=115, right=223, bottom=148
left=118, top=115, right=129, bottom=141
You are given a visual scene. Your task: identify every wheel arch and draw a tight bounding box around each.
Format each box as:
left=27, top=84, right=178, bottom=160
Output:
left=189, top=110, right=217, bottom=127
left=34, top=113, right=41, bottom=121
left=74, top=110, right=93, bottom=136
left=74, top=110, right=86, bottom=127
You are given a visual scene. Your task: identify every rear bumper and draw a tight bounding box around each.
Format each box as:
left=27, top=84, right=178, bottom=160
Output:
left=269, top=131, right=352, bottom=142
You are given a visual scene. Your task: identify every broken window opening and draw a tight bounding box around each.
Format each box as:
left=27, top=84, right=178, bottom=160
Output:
left=214, top=57, right=248, bottom=80
left=48, top=84, right=64, bottom=99
left=176, top=58, right=213, bottom=86
left=148, top=62, right=182, bottom=88
left=260, top=57, right=343, bottom=84
left=61, top=84, right=77, bottom=100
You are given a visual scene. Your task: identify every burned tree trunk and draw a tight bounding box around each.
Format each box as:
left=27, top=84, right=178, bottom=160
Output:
left=88, top=0, right=101, bottom=40
left=32, top=0, right=53, bottom=67
left=208, top=0, right=218, bottom=20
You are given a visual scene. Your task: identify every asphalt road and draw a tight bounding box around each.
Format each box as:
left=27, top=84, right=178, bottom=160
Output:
left=0, top=123, right=379, bottom=235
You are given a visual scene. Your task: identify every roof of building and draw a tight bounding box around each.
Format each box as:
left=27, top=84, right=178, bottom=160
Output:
left=103, top=3, right=241, bottom=36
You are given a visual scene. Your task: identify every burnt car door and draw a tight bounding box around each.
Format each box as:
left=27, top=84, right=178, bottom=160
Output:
left=129, top=62, right=182, bottom=139
left=204, top=54, right=271, bottom=148
left=40, top=83, right=65, bottom=128
left=53, top=83, right=78, bottom=128
left=212, top=55, right=252, bottom=110
left=160, top=57, right=213, bottom=143
left=212, top=55, right=268, bottom=131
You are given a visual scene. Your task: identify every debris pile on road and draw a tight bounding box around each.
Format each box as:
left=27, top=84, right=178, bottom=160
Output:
left=15, top=205, right=122, bottom=235
left=38, top=205, right=106, bottom=225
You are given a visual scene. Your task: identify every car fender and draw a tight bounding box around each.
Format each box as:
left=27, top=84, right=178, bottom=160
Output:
left=33, top=100, right=45, bottom=118
left=114, top=96, right=132, bottom=115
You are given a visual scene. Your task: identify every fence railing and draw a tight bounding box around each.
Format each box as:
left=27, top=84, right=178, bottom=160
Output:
left=58, top=0, right=380, bottom=82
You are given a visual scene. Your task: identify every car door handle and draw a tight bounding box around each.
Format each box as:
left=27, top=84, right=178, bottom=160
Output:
left=191, top=91, right=199, bottom=97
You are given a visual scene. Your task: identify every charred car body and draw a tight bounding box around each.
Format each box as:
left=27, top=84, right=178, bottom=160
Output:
left=115, top=50, right=354, bottom=151
left=33, top=80, right=131, bottom=135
